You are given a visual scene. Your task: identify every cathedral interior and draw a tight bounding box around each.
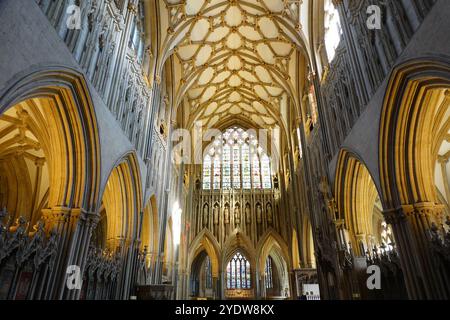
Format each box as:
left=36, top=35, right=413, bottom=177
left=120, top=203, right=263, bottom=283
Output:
left=0, top=0, right=449, bottom=301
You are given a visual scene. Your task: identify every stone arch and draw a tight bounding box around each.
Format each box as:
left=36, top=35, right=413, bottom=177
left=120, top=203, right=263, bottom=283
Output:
left=188, top=229, right=221, bottom=278
left=378, top=58, right=450, bottom=299
left=222, top=230, right=255, bottom=265
left=380, top=58, right=450, bottom=210
left=257, top=230, right=291, bottom=275
left=257, top=230, right=291, bottom=298
left=141, top=195, right=159, bottom=265
left=98, top=152, right=143, bottom=249
left=334, top=149, right=383, bottom=255
left=0, top=67, right=101, bottom=214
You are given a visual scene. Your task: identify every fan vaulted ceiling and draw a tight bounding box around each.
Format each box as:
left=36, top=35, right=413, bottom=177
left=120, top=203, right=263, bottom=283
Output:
left=159, top=0, right=307, bottom=130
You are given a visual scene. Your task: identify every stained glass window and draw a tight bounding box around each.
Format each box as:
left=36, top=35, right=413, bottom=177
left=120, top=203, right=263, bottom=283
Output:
left=265, top=257, right=273, bottom=289
left=252, top=153, right=261, bottom=189
left=242, top=144, right=251, bottom=189
left=226, top=251, right=251, bottom=289
left=202, top=127, right=272, bottom=191
left=203, top=155, right=211, bottom=189
left=222, top=145, right=231, bottom=189
left=213, top=156, right=221, bottom=189
left=261, top=154, right=272, bottom=189
left=233, top=144, right=241, bottom=188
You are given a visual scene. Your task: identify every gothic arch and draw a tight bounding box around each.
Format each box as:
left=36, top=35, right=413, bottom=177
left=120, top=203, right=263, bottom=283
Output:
left=0, top=67, right=101, bottom=213
left=188, top=229, right=221, bottom=278
left=334, top=149, right=383, bottom=254
left=256, top=230, right=291, bottom=297
left=141, top=195, right=159, bottom=265
left=99, top=152, right=143, bottom=249
left=380, top=58, right=450, bottom=210
left=256, top=230, right=291, bottom=275
left=222, top=230, right=255, bottom=268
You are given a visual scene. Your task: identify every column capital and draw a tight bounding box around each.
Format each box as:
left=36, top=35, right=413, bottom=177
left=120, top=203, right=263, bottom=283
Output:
left=383, top=202, right=445, bottom=224
left=41, top=207, right=72, bottom=223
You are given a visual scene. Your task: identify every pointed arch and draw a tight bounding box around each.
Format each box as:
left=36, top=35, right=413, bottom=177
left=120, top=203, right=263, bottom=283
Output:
left=256, top=229, right=291, bottom=275
left=334, top=149, right=382, bottom=254
left=0, top=66, right=101, bottom=212
left=141, top=195, right=159, bottom=265
left=188, top=229, right=221, bottom=278
left=99, top=152, right=143, bottom=249
left=379, top=58, right=450, bottom=209
left=222, top=230, right=255, bottom=266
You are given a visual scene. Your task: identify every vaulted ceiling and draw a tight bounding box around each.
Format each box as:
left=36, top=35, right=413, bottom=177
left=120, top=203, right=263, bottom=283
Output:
left=157, top=0, right=311, bottom=131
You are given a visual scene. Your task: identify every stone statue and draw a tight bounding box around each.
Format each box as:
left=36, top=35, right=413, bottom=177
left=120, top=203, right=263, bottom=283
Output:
left=224, top=205, right=230, bottom=224
left=267, top=204, right=273, bottom=225
left=234, top=204, right=240, bottom=225
left=245, top=204, right=251, bottom=224
left=256, top=204, right=262, bottom=224
left=213, top=205, right=219, bottom=225
left=203, top=204, right=209, bottom=227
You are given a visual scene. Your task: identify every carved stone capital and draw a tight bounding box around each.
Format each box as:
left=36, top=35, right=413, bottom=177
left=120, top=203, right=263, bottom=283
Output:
left=41, top=207, right=73, bottom=224
left=383, top=203, right=444, bottom=225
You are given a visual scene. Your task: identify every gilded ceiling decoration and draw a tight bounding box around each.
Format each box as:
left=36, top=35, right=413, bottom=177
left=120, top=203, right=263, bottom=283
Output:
left=160, top=0, right=307, bottom=130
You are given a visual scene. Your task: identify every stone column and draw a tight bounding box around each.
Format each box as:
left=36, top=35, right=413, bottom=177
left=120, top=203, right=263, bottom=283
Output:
left=41, top=207, right=99, bottom=300
left=383, top=202, right=449, bottom=299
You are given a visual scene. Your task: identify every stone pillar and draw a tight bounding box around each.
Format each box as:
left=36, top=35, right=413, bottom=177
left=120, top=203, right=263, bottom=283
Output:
left=383, top=203, right=449, bottom=299
left=41, top=207, right=99, bottom=300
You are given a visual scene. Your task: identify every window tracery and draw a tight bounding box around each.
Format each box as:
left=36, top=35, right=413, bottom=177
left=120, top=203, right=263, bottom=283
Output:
left=202, top=127, right=272, bottom=190
left=226, top=251, right=251, bottom=289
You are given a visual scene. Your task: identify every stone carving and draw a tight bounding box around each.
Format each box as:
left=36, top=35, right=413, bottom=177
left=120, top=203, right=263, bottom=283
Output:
left=213, top=204, right=219, bottom=225
left=234, top=204, right=241, bottom=226
left=267, top=203, right=273, bottom=225
left=256, top=204, right=262, bottom=224
left=203, top=204, right=209, bottom=227
left=245, top=203, right=251, bottom=224
left=224, top=204, right=230, bottom=225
